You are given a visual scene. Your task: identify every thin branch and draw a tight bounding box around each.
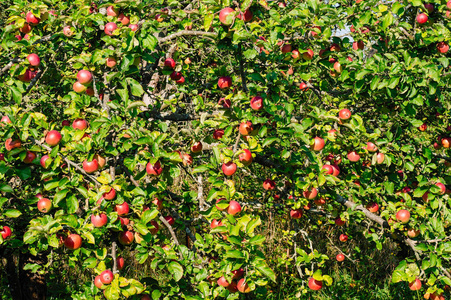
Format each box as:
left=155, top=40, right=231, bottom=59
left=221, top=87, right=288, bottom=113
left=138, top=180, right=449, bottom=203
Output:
left=111, top=242, right=118, bottom=274
left=238, top=43, right=248, bottom=92
left=158, top=30, right=217, bottom=43
left=0, top=58, right=21, bottom=77
left=159, top=215, right=184, bottom=259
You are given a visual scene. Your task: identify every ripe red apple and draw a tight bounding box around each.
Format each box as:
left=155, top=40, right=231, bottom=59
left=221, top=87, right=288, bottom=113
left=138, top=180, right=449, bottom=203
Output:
left=64, top=233, right=82, bottom=250
left=118, top=13, right=130, bottom=25
left=438, top=42, right=449, bottom=54
left=77, top=70, right=92, bottom=85
left=418, top=123, right=427, bottom=131
left=237, top=278, right=250, bottom=293
left=118, top=230, right=134, bottom=245
left=302, top=49, right=314, bottom=60
left=164, top=216, right=175, bottom=226
left=299, top=82, right=309, bottom=91
left=424, top=3, right=434, bottom=13
left=448, top=0, right=451, bottom=9
left=442, top=137, right=451, bottom=148
left=191, top=141, right=203, bottom=153
left=27, top=54, right=40, bottom=67
left=129, top=24, right=138, bottom=31
left=85, top=88, right=94, bottom=96
left=333, top=62, right=342, bottom=74
left=308, top=278, right=322, bottom=291
left=170, top=71, right=182, bottom=80
left=352, top=40, right=364, bottom=50
left=347, top=151, right=360, bottom=162
left=218, top=76, right=232, bottom=89
left=1, top=115, right=11, bottom=125
left=396, top=209, right=410, bottom=223
left=0, top=226, right=12, bottom=239
left=219, top=7, right=236, bottom=26
left=338, top=109, right=351, bottom=120
left=115, top=202, right=130, bottom=216
left=152, top=197, right=163, bottom=210
left=210, top=219, right=223, bottom=229
left=250, top=96, right=263, bottom=110
left=331, top=164, right=340, bottom=176
left=18, top=68, right=37, bottom=82
left=435, top=182, right=446, bottom=195
left=146, top=161, right=163, bottom=176
left=303, top=188, right=318, bottom=199
left=103, top=188, right=116, bottom=200
left=238, top=149, right=252, bottom=165
left=94, top=275, right=104, bottom=288
left=222, top=162, right=237, bottom=176
left=314, top=198, right=326, bottom=206
left=181, top=153, right=193, bottom=166
left=106, top=6, right=119, bottom=17
left=213, top=129, right=225, bottom=140
left=263, top=179, right=276, bottom=190
left=336, top=253, right=345, bottom=262
left=106, top=57, right=117, bottom=68
left=83, top=159, right=99, bottom=173
left=322, top=165, right=334, bottom=175
left=237, top=9, right=253, bottom=22
left=46, top=130, right=62, bottom=146
left=366, top=142, right=377, bottom=152
left=409, top=278, right=422, bottom=291
left=219, top=98, right=232, bottom=108
left=217, top=276, right=230, bottom=287
left=164, top=58, right=176, bottom=69
left=335, top=217, right=345, bottom=226
left=339, top=234, right=348, bottom=242
left=91, top=213, right=108, bottom=227
left=417, top=13, right=428, bottom=24
left=73, top=81, right=87, bottom=93
left=23, top=151, right=36, bottom=164
left=330, top=43, right=341, bottom=52
left=376, top=152, right=385, bottom=164
left=290, top=209, right=303, bottom=219
left=291, top=49, right=300, bottom=60
left=366, top=202, right=379, bottom=213
left=26, top=11, right=40, bottom=24
left=311, top=137, right=325, bottom=151
left=117, top=256, right=125, bottom=270
left=5, top=138, right=21, bottom=151
left=37, top=198, right=52, bottom=213
left=239, top=121, right=253, bottom=136
left=20, top=23, right=32, bottom=34
left=175, top=76, right=185, bottom=84
left=407, top=228, right=420, bottom=238
left=280, top=44, right=292, bottom=54
left=93, top=154, right=106, bottom=168
left=0, top=153, right=5, bottom=161
left=104, top=22, right=118, bottom=35
left=227, top=200, right=241, bottom=216
left=100, top=269, right=114, bottom=284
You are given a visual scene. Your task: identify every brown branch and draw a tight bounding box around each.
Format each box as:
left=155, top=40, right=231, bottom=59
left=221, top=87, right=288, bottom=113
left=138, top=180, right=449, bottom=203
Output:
left=159, top=215, right=184, bottom=259
left=158, top=30, right=217, bottom=43
left=238, top=43, right=248, bottom=92
left=0, top=58, right=20, bottom=77
left=111, top=242, right=118, bottom=274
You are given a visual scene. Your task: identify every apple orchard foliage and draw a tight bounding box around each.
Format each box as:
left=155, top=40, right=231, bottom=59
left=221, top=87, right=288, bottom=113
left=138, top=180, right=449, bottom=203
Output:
left=1, top=0, right=451, bottom=299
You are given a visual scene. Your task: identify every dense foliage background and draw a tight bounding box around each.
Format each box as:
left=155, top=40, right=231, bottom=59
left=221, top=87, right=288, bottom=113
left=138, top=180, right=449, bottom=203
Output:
left=0, top=0, right=451, bottom=299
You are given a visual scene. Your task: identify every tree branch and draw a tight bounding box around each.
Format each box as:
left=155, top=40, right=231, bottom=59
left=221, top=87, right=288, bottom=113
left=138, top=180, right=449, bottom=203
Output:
left=158, top=30, right=217, bottom=43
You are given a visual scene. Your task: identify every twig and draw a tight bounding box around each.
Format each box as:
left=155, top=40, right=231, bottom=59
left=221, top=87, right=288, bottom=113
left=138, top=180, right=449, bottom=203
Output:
left=238, top=43, right=248, bottom=92
left=159, top=215, right=184, bottom=259
left=111, top=242, right=118, bottom=274
left=0, top=58, right=20, bottom=77
left=158, top=30, right=217, bottom=43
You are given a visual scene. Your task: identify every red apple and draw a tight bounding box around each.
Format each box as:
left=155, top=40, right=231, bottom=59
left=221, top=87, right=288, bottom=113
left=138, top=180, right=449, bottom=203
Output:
left=396, top=209, right=410, bottom=223
left=83, top=159, right=99, bottom=173
left=335, top=217, right=345, bottom=226
left=164, top=216, right=175, bottom=226
left=314, top=198, right=326, bottom=206
left=263, top=179, right=276, bottom=190
left=339, top=109, right=351, bottom=120
left=311, top=137, right=325, bottom=151
left=424, top=3, right=434, bottom=13
left=0, top=226, right=12, bottom=239
left=210, top=219, right=223, bottom=229
left=336, top=253, right=345, bottom=262
left=129, top=24, right=138, bottom=31
left=77, top=70, right=92, bottom=85
left=281, top=44, right=292, bottom=53
left=322, top=165, right=334, bottom=175
left=27, top=54, right=40, bottom=67
left=5, top=138, right=21, bottom=151
left=181, top=153, right=193, bottom=166
left=237, top=9, right=253, bottom=22
left=407, top=228, right=420, bottom=238
left=250, top=96, right=263, bottom=110
left=152, top=197, right=163, bottom=210
left=23, top=151, right=36, bottom=164
left=103, top=187, right=116, bottom=200
left=0, top=153, right=5, bottom=161
left=219, top=98, right=232, bottom=108
left=104, top=22, right=117, bottom=36
left=63, top=26, right=73, bottom=37
left=339, top=234, right=348, bottom=242
left=347, top=151, right=360, bottom=162
left=330, top=43, right=341, bottom=52
left=227, top=200, right=241, bottom=215
left=299, top=82, right=309, bottom=91
left=37, top=198, right=52, bottom=213
left=117, top=256, right=125, bottom=270
left=366, top=142, right=377, bottom=152
left=213, top=129, right=225, bottom=140
left=46, top=130, right=62, bottom=146
left=73, top=81, right=87, bottom=93
left=438, top=42, right=449, bottom=54
left=170, top=71, right=182, bottom=80
left=303, top=188, right=318, bottom=199
left=64, top=233, right=82, bottom=250
left=291, top=49, right=300, bottom=60
left=26, top=11, right=40, bottom=24
left=352, top=40, right=364, bottom=50
left=106, top=6, right=119, bottom=17
left=239, top=121, right=253, bottom=136
left=290, top=209, right=303, bottom=219
left=100, top=270, right=114, bottom=284
left=115, top=202, right=129, bottom=216
left=91, top=213, right=108, bottom=227
left=418, top=123, right=427, bottom=131
left=164, top=58, right=176, bottom=69
left=417, top=13, right=428, bottom=24
left=150, top=220, right=159, bottom=234
left=308, top=278, right=322, bottom=291
left=191, top=141, right=203, bottom=153
left=409, top=278, right=422, bottom=291
left=219, top=8, right=236, bottom=26
left=302, top=49, right=314, bottom=60
left=106, top=57, right=117, bottom=68
left=333, top=62, right=342, bottom=73
left=222, top=162, right=237, bottom=176
left=217, top=276, right=230, bottom=287
left=140, top=295, right=151, bottom=300
left=118, top=230, right=134, bottom=245
left=94, top=275, right=104, bottom=288
left=218, top=76, right=232, bottom=89
left=146, top=161, right=163, bottom=176
left=1, top=116, right=11, bottom=125
left=237, top=278, right=250, bottom=293
left=239, top=149, right=252, bottom=165
left=94, top=154, right=106, bottom=168
left=20, top=23, right=32, bottom=34
left=376, top=152, right=385, bottom=164
left=118, top=13, right=130, bottom=25
left=435, top=182, right=446, bottom=195
left=366, top=202, right=379, bottom=213
left=331, top=164, right=340, bottom=176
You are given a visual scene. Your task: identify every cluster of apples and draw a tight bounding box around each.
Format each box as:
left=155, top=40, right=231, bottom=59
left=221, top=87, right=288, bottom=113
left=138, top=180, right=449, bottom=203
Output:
left=17, top=53, right=41, bottom=82
left=72, top=70, right=97, bottom=97
left=220, top=123, right=254, bottom=177
left=103, top=6, right=138, bottom=36
left=216, top=271, right=250, bottom=293
left=94, top=257, right=125, bottom=289
left=165, top=58, right=185, bottom=84
left=218, top=7, right=253, bottom=26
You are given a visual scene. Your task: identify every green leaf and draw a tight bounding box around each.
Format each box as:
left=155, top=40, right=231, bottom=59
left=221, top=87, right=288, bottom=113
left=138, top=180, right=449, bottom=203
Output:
left=142, top=209, right=159, bottom=224
left=168, top=261, right=184, bottom=282
left=256, top=262, right=276, bottom=282
left=204, top=13, right=214, bottom=31
left=249, top=234, right=265, bottom=245
left=127, top=78, right=144, bottom=97
left=4, top=209, right=22, bottom=218
left=0, top=184, right=13, bottom=193
left=224, top=250, right=244, bottom=258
